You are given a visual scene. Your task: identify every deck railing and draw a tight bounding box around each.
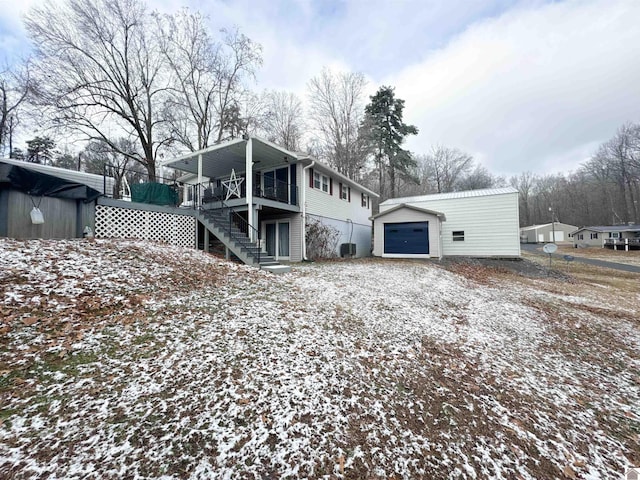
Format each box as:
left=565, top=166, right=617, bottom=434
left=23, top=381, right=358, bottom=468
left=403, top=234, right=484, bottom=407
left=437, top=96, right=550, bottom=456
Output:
left=604, top=238, right=640, bottom=249
left=102, top=164, right=194, bottom=207
left=196, top=183, right=261, bottom=263
left=199, top=178, right=298, bottom=207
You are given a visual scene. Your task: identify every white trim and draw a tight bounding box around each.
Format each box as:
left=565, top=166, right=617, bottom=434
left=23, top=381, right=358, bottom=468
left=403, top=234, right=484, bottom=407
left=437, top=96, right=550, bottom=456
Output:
left=382, top=253, right=431, bottom=259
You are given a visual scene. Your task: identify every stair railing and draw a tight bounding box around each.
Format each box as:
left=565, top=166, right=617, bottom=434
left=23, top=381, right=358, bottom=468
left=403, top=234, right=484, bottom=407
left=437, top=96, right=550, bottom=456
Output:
left=197, top=182, right=261, bottom=264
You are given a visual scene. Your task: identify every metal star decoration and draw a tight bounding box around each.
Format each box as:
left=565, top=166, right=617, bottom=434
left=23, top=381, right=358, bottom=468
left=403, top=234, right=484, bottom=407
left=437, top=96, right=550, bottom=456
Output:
left=222, top=169, right=244, bottom=200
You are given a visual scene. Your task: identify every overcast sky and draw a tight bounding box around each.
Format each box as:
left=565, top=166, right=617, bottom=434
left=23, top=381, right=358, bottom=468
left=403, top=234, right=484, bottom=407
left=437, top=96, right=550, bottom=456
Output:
left=1, top=0, right=639, bottom=177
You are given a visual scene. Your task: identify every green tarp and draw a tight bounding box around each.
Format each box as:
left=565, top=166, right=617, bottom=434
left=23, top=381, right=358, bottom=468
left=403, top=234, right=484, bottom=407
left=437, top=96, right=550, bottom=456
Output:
left=131, top=182, right=178, bottom=206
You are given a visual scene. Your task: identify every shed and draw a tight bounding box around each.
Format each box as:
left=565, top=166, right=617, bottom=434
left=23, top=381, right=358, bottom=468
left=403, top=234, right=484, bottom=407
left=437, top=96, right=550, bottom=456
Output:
left=0, top=159, right=103, bottom=239
left=374, top=187, right=520, bottom=258
left=520, top=222, right=577, bottom=243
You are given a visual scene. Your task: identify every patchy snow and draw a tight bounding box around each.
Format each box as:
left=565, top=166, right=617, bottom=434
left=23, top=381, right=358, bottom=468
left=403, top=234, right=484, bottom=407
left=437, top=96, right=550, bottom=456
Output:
left=0, top=239, right=638, bottom=479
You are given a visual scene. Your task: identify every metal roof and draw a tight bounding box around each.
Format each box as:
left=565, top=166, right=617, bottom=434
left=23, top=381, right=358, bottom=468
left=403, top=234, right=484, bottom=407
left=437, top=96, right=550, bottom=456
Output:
left=520, top=222, right=578, bottom=231
left=0, top=157, right=113, bottom=194
left=370, top=203, right=446, bottom=221
left=380, top=186, right=518, bottom=205
left=572, top=225, right=640, bottom=233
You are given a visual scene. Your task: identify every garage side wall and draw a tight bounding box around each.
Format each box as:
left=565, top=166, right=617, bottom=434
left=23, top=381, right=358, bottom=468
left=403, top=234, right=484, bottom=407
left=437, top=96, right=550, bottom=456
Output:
left=373, top=209, right=441, bottom=258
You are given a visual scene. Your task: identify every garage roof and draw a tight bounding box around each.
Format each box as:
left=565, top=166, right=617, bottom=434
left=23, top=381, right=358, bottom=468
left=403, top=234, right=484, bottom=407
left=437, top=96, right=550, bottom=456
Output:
left=370, top=203, right=446, bottom=221
left=380, top=187, right=518, bottom=206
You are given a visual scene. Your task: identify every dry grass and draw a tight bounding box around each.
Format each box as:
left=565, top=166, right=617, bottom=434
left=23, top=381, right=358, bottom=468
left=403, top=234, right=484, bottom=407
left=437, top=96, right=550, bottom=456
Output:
left=555, top=244, right=640, bottom=266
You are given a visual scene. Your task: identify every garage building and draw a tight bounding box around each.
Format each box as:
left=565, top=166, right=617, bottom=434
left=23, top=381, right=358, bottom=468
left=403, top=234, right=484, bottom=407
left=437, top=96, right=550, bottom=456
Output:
left=371, top=187, right=520, bottom=258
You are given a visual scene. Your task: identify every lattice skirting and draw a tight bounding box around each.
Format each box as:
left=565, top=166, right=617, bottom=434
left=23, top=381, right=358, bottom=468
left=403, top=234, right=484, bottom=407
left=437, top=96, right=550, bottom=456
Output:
left=95, top=204, right=196, bottom=248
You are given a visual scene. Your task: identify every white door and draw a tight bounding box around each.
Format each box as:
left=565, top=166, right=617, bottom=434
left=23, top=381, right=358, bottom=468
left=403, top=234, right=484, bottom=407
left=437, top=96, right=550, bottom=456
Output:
left=538, top=234, right=544, bottom=242
left=555, top=231, right=564, bottom=242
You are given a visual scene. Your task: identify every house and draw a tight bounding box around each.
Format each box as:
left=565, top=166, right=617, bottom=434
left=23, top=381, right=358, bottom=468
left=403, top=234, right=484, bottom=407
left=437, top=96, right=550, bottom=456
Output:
left=520, top=222, right=577, bottom=244
left=162, top=136, right=378, bottom=269
left=571, top=225, right=640, bottom=250
left=371, top=187, right=520, bottom=258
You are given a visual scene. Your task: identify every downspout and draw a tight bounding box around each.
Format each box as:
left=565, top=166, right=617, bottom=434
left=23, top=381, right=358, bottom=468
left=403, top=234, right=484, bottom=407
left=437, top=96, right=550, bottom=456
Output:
left=301, top=160, right=315, bottom=261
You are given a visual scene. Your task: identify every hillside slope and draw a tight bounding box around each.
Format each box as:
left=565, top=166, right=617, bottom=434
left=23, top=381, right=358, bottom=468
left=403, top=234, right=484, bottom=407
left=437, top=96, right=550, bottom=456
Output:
left=1, top=239, right=638, bottom=479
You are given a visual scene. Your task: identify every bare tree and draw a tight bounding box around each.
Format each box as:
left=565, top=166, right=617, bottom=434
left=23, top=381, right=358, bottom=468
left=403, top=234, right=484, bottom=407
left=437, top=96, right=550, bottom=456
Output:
left=0, top=60, right=32, bottom=156
left=25, top=0, right=172, bottom=180
left=424, top=145, right=473, bottom=193
left=510, top=171, right=536, bottom=226
left=589, top=123, right=640, bottom=223
left=157, top=12, right=262, bottom=151
left=307, top=68, right=368, bottom=179
left=259, top=90, right=303, bottom=151
left=82, top=138, right=138, bottom=199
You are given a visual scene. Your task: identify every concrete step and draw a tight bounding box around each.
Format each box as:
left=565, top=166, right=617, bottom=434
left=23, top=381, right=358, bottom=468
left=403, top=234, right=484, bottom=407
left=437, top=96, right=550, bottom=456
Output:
left=261, top=264, right=291, bottom=274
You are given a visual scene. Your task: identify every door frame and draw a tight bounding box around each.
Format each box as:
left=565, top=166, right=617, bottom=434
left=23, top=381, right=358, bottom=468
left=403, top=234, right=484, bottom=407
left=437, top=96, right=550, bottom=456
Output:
left=263, top=219, right=291, bottom=260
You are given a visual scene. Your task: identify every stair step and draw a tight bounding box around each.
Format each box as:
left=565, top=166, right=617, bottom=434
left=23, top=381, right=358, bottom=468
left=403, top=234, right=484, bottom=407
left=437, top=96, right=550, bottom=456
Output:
left=261, top=264, right=291, bottom=274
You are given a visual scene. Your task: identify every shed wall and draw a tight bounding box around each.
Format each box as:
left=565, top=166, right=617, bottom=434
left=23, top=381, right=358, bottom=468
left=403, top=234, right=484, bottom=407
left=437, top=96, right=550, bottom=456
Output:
left=1, top=189, right=95, bottom=239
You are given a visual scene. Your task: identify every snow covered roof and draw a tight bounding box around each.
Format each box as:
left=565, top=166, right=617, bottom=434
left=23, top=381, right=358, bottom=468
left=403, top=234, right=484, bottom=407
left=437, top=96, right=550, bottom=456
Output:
left=380, top=186, right=518, bottom=206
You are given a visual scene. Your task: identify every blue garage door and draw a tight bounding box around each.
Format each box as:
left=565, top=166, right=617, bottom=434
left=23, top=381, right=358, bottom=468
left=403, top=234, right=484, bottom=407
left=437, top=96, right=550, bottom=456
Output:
left=384, top=222, right=429, bottom=254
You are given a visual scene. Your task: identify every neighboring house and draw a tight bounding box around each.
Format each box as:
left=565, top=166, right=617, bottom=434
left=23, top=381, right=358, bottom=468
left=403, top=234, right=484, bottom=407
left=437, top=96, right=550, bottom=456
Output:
left=371, top=187, right=520, bottom=259
left=520, top=222, right=577, bottom=244
left=162, top=136, right=378, bottom=268
left=571, top=225, right=640, bottom=249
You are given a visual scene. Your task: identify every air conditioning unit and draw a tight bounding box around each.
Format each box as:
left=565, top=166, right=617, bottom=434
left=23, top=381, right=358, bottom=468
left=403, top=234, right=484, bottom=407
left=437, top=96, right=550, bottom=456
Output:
left=340, top=243, right=356, bottom=257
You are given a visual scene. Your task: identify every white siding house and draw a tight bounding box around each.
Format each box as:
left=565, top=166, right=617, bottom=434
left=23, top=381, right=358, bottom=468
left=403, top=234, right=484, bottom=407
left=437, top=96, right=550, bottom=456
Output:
left=373, top=187, right=520, bottom=258
left=163, top=137, right=378, bottom=264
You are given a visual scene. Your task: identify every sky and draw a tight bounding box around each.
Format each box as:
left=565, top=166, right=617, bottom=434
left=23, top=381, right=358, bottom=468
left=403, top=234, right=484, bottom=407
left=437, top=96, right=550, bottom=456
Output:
left=1, top=0, right=639, bottom=178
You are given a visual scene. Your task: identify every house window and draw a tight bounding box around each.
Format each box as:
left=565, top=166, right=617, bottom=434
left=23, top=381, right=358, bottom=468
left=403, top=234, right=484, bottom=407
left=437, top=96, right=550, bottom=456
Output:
left=452, top=231, right=465, bottom=242
left=578, top=234, right=584, bottom=240
left=610, top=232, right=619, bottom=238
left=361, top=193, right=369, bottom=208
left=341, top=184, right=348, bottom=200
left=313, top=171, right=329, bottom=193
left=590, top=233, right=598, bottom=239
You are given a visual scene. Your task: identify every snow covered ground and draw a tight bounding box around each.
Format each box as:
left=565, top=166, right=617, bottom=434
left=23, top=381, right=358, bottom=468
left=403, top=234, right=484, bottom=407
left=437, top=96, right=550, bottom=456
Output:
left=1, top=239, right=638, bottom=479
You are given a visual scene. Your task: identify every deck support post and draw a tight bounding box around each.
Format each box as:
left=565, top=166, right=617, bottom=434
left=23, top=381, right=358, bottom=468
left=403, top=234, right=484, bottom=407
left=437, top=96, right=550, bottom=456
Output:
left=204, top=228, right=209, bottom=253
left=246, top=138, right=255, bottom=242
left=197, top=153, right=203, bottom=208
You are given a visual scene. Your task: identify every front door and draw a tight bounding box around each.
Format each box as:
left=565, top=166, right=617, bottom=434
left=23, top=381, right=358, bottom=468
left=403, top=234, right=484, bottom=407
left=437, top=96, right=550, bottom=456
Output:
left=265, top=221, right=290, bottom=260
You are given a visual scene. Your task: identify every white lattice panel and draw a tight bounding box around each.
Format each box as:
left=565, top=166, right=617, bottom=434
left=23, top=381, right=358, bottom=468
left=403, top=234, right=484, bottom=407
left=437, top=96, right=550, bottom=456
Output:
left=95, top=205, right=196, bottom=248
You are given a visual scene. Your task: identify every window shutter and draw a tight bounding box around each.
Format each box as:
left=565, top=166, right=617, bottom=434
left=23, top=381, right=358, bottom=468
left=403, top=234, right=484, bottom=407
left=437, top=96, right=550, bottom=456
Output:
left=309, top=168, right=314, bottom=188
left=338, top=182, right=342, bottom=198
left=329, top=178, right=333, bottom=195
left=348, top=187, right=351, bottom=202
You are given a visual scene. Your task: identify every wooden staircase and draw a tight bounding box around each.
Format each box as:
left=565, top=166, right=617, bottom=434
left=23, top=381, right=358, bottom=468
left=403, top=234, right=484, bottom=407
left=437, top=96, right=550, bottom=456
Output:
left=196, top=209, right=290, bottom=273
